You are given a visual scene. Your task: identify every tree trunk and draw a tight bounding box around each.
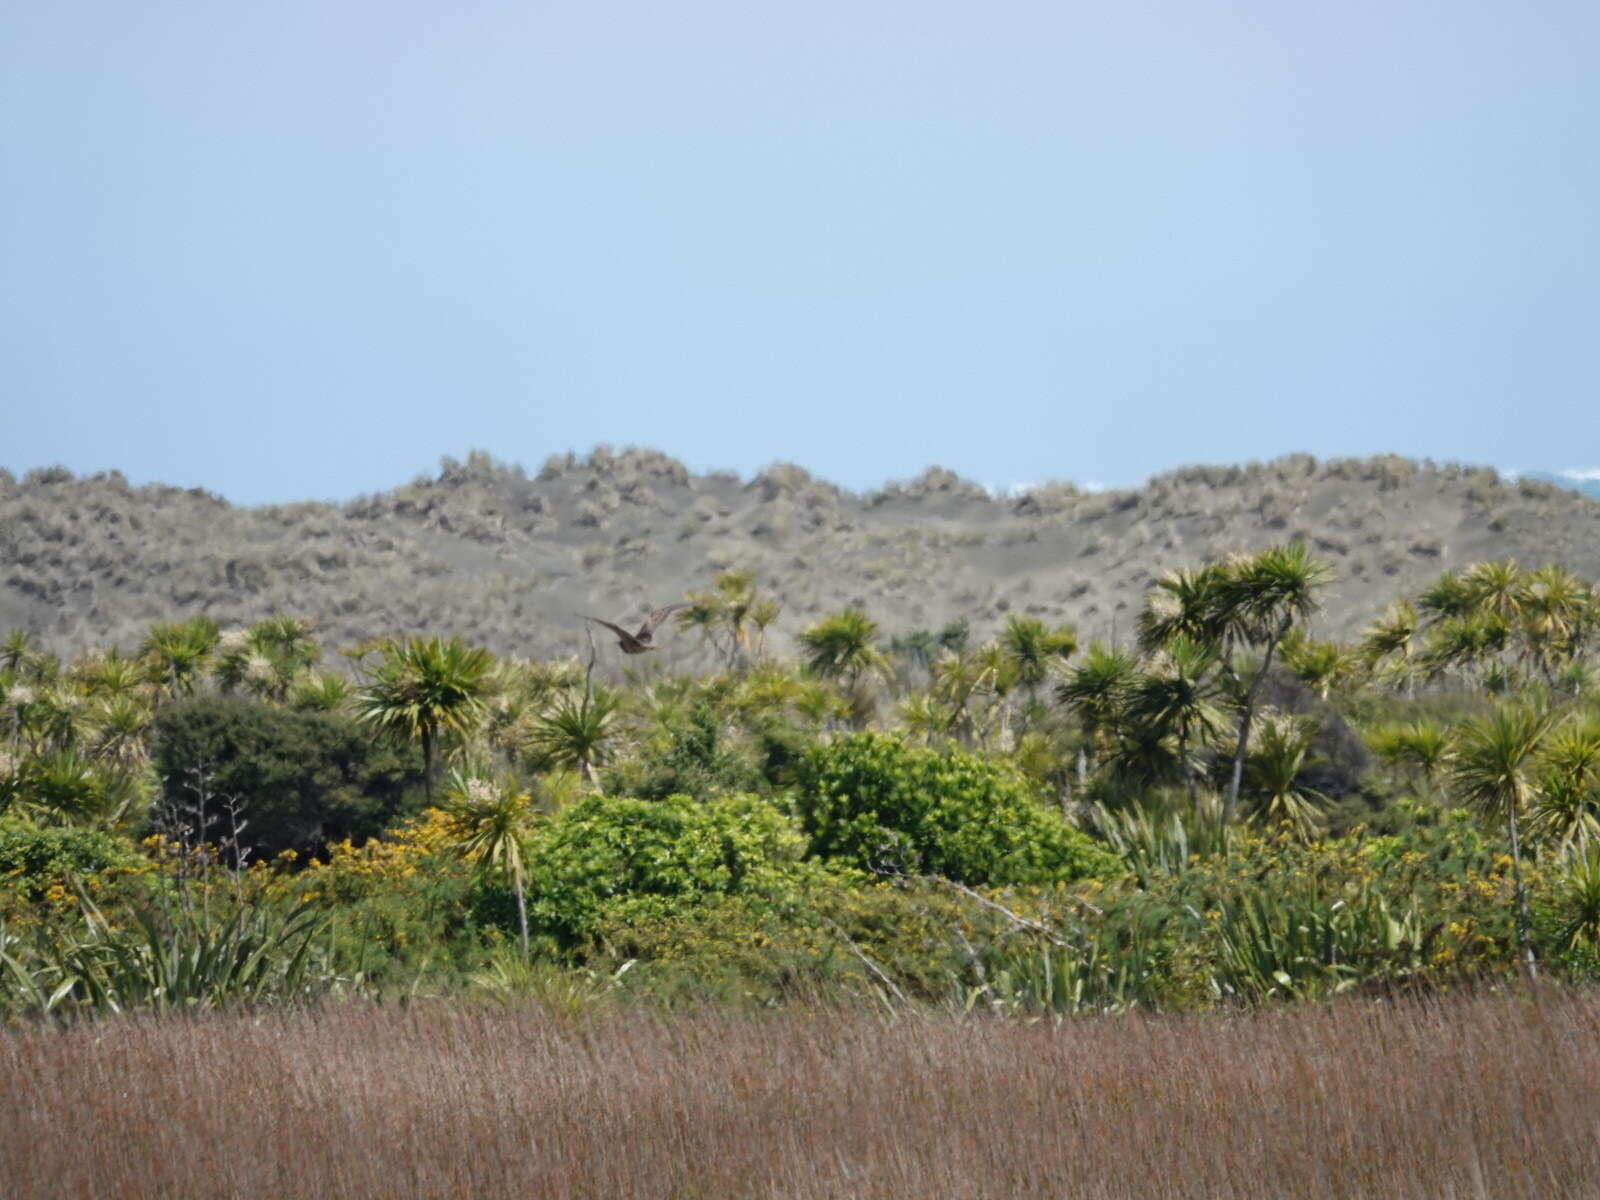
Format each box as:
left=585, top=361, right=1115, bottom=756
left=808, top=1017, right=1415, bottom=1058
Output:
left=582, top=757, right=603, bottom=794
left=1179, top=727, right=1197, bottom=808
left=1225, top=621, right=1288, bottom=825
left=1507, top=802, right=1537, bottom=981
left=514, top=875, right=530, bottom=962
left=422, top=726, right=435, bottom=806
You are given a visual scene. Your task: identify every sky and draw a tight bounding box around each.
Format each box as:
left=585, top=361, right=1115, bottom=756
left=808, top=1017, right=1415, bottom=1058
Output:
left=2, top=0, right=1596, bottom=505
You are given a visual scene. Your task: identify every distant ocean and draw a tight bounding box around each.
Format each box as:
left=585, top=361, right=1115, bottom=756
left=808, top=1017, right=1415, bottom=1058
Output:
left=1519, top=471, right=1600, bottom=500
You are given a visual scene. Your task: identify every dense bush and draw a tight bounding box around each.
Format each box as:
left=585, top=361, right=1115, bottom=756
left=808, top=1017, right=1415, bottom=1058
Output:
left=0, top=819, right=139, bottom=900
left=519, top=792, right=826, bottom=951
left=795, top=732, right=1122, bottom=885
left=151, top=697, right=424, bottom=860
left=609, top=702, right=760, bottom=801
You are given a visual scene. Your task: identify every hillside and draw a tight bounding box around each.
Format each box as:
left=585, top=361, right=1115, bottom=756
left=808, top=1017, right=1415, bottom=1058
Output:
left=3, top=450, right=1598, bottom=665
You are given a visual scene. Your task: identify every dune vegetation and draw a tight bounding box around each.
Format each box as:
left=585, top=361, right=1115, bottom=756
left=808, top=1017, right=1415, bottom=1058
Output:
left=4, top=539, right=1600, bottom=1193
left=4, top=450, right=1598, bottom=665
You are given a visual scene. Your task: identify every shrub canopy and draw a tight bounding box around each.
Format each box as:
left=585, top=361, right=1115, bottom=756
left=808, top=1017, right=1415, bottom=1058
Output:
left=795, top=732, right=1121, bottom=885
left=521, top=792, right=820, bottom=949
left=0, top=819, right=138, bottom=898
left=152, top=696, right=424, bottom=860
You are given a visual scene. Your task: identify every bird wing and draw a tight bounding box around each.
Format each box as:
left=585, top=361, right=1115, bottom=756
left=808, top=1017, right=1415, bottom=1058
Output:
left=638, top=603, right=691, bottom=637
left=583, top=616, right=636, bottom=642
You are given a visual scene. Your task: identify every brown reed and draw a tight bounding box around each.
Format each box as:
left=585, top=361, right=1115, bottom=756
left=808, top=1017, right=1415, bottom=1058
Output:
left=2, top=987, right=1596, bottom=1198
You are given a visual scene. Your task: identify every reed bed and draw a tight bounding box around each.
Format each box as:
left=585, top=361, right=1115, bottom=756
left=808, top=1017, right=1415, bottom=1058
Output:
left=3, top=988, right=1597, bottom=1198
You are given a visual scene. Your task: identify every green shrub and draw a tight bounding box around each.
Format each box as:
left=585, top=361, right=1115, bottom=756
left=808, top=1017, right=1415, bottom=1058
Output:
left=520, top=792, right=821, bottom=951
left=795, top=732, right=1121, bottom=885
left=152, top=696, right=425, bottom=860
left=609, top=702, right=759, bottom=801
left=0, top=820, right=139, bottom=899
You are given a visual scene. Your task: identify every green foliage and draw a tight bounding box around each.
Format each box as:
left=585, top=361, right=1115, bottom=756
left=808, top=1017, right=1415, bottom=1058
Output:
left=139, top=616, right=220, bottom=698
left=0, top=895, right=330, bottom=1017
left=442, top=769, right=536, bottom=957
left=797, top=607, right=886, bottom=686
left=999, top=615, right=1077, bottom=694
left=1244, top=711, right=1327, bottom=837
left=967, top=897, right=1197, bottom=1016
left=1209, top=887, right=1433, bottom=1002
left=615, top=701, right=758, bottom=801
left=1, top=542, right=1598, bottom=1015
left=1532, top=718, right=1600, bottom=850
left=795, top=732, right=1120, bottom=885
left=10, top=751, right=119, bottom=824
left=519, top=792, right=820, bottom=951
left=0, top=819, right=138, bottom=899
left=152, top=696, right=424, bottom=860
left=1083, top=796, right=1230, bottom=886
left=1552, top=846, right=1600, bottom=955
left=528, top=687, right=619, bottom=784
left=355, top=635, right=492, bottom=795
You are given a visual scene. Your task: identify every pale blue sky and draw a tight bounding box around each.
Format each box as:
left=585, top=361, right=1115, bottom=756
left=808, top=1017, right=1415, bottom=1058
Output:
left=2, top=0, right=1595, bottom=504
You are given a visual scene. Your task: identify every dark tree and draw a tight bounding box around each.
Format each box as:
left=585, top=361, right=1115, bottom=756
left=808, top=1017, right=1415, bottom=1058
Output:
left=152, top=696, right=425, bottom=861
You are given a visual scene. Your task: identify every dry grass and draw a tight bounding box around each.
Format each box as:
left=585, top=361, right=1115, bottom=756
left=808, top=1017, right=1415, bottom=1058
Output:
left=4, top=988, right=1598, bottom=1198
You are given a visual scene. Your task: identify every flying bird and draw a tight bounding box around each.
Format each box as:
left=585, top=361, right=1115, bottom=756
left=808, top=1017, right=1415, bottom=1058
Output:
left=582, top=604, right=690, bottom=654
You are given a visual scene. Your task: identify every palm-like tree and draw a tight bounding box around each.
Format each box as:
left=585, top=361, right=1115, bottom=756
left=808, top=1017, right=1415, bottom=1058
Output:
left=1449, top=703, right=1554, bottom=977
left=713, top=570, right=757, bottom=669
left=1055, top=644, right=1138, bottom=783
left=16, top=751, right=113, bottom=825
left=678, top=571, right=781, bottom=671
left=75, top=648, right=148, bottom=702
left=1521, top=566, right=1595, bottom=686
left=288, top=672, right=352, bottom=713
left=797, top=607, right=887, bottom=692
left=1000, top=616, right=1078, bottom=702
left=894, top=691, right=944, bottom=746
left=1531, top=719, right=1600, bottom=852
left=1366, top=717, right=1452, bottom=801
left=749, top=598, right=781, bottom=662
left=928, top=647, right=990, bottom=743
left=1359, top=601, right=1419, bottom=696
left=1126, top=636, right=1226, bottom=804
left=972, top=642, right=1020, bottom=749
left=728, top=663, right=806, bottom=726
left=1418, top=613, right=1513, bottom=685
left=140, top=617, right=220, bottom=698
left=0, top=630, right=37, bottom=677
left=253, top=616, right=320, bottom=667
left=86, top=693, right=153, bottom=771
left=791, top=679, right=850, bottom=730
left=1279, top=634, right=1357, bottom=701
left=676, top=598, right=726, bottom=662
left=1244, top=712, right=1326, bottom=838
left=3, top=681, right=37, bottom=749
left=530, top=687, right=619, bottom=790
left=357, top=636, right=493, bottom=803
left=1417, top=570, right=1476, bottom=623
left=1460, top=559, right=1525, bottom=624
left=444, top=769, right=537, bottom=959
left=1215, top=544, right=1332, bottom=823
left=32, top=686, right=88, bottom=756
left=1137, top=565, right=1231, bottom=653
left=1555, top=847, right=1600, bottom=952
